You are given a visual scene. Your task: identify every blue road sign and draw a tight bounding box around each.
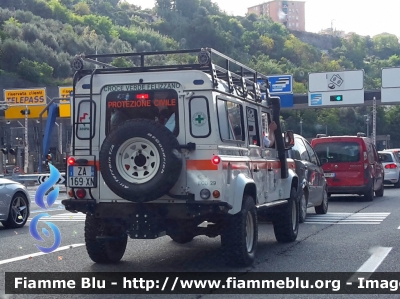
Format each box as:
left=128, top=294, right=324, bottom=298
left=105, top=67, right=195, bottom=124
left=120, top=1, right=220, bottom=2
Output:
left=268, top=75, right=292, bottom=94
left=310, top=93, right=322, bottom=106
left=258, top=75, right=293, bottom=107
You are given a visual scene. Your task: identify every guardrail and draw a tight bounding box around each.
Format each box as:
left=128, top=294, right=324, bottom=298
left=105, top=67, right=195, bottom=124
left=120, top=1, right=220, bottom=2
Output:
left=2, top=173, right=66, bottom=186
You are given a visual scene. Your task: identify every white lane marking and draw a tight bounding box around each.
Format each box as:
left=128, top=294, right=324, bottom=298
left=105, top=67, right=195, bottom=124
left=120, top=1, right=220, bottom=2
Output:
left=0, top=243, right=85, bottom=266
left=304, top=212, right=390, bottom=225
left=347, top=246, right=392, bottom=282
left=27, top=220, right=85, bottom=222
left=27, top=213, right=86, bottom=222
left=30, top=208, right=67, bottom=214
left=305, top=222, right=383, bottom=225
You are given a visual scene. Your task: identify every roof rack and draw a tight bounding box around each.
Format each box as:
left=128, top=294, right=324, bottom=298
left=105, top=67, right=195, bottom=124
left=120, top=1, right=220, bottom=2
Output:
left=316, top=134, right=328, bottom=138
left=70, top=48, right=271, bottom=103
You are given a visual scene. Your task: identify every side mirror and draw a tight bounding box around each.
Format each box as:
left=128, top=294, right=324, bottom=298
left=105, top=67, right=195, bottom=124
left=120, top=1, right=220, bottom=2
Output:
left=284, top=130, right=295, bottom=149
left=320, top=158, right=328, bottom=165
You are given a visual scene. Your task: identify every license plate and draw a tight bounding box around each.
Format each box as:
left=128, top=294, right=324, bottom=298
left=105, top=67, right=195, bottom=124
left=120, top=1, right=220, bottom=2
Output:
left=324, top=173, right=335, bottom=178
left=68, top=166, right=96, bottom=187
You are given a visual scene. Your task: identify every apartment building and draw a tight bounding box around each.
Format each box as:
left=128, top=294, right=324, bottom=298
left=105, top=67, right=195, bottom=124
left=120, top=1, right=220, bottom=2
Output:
left=247, top=0, right=305, bottom=31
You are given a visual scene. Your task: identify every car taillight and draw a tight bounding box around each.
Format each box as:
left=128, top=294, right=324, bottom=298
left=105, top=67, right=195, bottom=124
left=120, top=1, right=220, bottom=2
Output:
left=212, top=155, right=221, bottom=165
left=67, top=157, right=75, bottom=166
left=385, top=164, right=397, bottom=169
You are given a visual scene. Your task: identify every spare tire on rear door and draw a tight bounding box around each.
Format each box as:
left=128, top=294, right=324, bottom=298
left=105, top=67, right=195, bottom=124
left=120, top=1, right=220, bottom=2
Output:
left=99, top=119, right=182, bottom=202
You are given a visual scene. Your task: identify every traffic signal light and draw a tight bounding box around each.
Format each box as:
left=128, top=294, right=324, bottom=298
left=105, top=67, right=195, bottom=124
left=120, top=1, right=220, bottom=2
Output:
left=9, top=147, right=17, bottom=155
left=330, top=95, right=343, bottom=102
left=1, top=147, right=7, bottom=155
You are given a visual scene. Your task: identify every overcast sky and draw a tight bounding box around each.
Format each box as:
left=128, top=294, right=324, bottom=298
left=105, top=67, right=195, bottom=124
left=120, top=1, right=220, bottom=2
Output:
left=126, top=0, right=399, bottom=37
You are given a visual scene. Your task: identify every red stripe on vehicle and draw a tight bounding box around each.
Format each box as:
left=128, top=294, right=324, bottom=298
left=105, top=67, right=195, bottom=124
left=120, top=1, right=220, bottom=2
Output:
left=186, top=160, right=218, bottom=170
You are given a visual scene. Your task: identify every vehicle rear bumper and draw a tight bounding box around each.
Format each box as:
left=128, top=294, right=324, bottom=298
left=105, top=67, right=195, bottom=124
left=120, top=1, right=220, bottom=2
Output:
left=61, top=198, right=232, bottom=219
left=384, top=171, right=399, bottom=184
left=327, top=184, right=369, bottom=195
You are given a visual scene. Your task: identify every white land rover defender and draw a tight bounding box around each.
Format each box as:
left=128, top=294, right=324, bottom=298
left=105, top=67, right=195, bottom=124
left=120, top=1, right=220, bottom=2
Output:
left=62, top=48, right=299, bottom=267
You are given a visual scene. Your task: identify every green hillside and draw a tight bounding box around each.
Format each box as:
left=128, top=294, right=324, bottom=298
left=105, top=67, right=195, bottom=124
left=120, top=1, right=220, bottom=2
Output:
left=1, top=0, right=400, bottom=144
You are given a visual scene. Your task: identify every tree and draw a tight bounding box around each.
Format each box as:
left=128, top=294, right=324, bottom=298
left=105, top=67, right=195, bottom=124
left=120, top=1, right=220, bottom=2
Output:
left=372, top=33, right=400, bottom=59
left=17, top=57, right=53, bottom=83
left=111, top=57, right=132, bottom=67
left=74, top=2, right=91, bottom=16
left=175, top=0, right=200, bottom=18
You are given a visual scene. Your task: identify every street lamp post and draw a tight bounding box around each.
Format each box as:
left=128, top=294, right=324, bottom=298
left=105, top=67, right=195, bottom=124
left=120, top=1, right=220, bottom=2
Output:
left=364, top=114, right=370, bottom=137
left=300, top=118, right=303, bottom=136
left=23, top=105, right=29, bottom=174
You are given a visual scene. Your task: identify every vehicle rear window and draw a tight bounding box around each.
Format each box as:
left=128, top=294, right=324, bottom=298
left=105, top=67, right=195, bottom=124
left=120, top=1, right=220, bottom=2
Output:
left=379, top=153, right=393, bottom=162
left=314, top=142, right=361, bottom=163
left=105, top=90, right=179, bottom=136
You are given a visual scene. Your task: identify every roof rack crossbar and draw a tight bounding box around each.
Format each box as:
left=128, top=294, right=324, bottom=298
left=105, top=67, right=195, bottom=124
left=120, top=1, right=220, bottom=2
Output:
left=71, top=48, right=271, bottom=102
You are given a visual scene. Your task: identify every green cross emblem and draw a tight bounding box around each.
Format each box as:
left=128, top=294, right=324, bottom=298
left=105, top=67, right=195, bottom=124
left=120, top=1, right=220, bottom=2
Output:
left=195, top=114, right=204, bottom=124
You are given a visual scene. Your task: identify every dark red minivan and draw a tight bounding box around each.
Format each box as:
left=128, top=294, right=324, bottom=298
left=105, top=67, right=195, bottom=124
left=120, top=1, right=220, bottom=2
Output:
left=311, top=134, right=384, bottom=201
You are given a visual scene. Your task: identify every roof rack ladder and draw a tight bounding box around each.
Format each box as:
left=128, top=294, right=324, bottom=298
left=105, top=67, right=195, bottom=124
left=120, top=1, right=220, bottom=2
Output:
left=253, top=72, right=261, bottom=102
left=240, top=67, right=248, bottom=98
left=226, top=60, right=234, bottom=93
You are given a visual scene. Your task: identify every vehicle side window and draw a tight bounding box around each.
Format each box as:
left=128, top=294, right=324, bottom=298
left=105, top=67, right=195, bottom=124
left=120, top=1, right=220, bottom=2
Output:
left=303, top=139, right=319, bottom=165
left=216, top=99, right=244, bottom=142
left=246, top=107, right=260, bottom=146
left=261, top=111, right=275, bottom=148
left=76, top=100, right=96, bottom=139
left=295, top=137, right=310, bottom=161
left=189, top=97, right=211, bottom=138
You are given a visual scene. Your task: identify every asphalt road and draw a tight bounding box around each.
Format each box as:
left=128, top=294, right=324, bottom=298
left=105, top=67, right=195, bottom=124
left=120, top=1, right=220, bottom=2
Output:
left=2, top=186, right=400, bottom=299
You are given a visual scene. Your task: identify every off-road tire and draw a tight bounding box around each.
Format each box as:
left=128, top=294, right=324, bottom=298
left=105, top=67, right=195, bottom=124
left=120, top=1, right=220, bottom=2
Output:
left=170, top=233, right=195, bottom=244
left=99, top=119, right=182, bottom=202
left=273, top=187, right=299, bottom=243
left=221, top=194, right=258, bottom=267
left=84, top=214, right=127, bottom=263
left=299, top=188, right=308, bottom=223
left=315, top=188, right=329, bottom=214
left=1, top=193, right=29, bottom=229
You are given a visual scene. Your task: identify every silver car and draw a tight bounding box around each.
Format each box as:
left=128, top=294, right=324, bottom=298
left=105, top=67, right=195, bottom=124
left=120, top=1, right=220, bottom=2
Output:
left=0, top=178, right=30, bottom=228
left=378, top=151, right=400, bottom=188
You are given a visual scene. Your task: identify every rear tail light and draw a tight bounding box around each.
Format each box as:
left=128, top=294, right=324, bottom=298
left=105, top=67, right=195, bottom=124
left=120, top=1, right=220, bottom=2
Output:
left=67, top=157, right=75, bottom=166
left=212, top=190, right=220, bottom=198
left=68, top=189, right=75, bottom=197
left=76, top=189, right=86, bottom=199
left=211, top=155, right=221, bottom=165
left=385, top=163, right=397, bottom=169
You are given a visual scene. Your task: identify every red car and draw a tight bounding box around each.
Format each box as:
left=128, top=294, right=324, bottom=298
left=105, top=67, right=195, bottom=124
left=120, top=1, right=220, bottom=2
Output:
left=311, top=134, right=384, bottom=201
